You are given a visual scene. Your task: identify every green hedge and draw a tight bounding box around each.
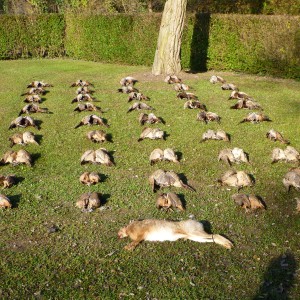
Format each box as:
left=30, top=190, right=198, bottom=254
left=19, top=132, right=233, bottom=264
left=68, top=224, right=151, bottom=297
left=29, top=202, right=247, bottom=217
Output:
left=0, top=14, right=65, bottom=59
left=0, top=13, right=299, bottom=79
left=65, top=13, right=160, bottom=65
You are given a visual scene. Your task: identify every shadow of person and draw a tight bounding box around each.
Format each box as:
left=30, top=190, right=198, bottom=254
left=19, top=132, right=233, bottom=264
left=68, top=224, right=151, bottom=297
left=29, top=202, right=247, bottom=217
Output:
left=253, top=252, right=297, bottom=300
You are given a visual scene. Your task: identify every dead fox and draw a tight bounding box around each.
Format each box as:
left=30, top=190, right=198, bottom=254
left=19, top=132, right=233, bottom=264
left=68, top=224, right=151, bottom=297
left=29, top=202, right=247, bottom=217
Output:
left=118, top=219, right=233, bottom=251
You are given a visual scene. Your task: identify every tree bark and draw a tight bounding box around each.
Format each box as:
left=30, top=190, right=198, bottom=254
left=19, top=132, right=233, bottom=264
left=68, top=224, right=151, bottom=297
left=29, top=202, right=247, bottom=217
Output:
left=152, top=0, right=187, bottom=76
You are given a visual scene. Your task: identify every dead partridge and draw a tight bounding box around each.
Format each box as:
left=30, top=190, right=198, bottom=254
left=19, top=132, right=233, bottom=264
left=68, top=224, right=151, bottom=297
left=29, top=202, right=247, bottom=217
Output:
left=27, top=81, right=53, bottom=88
left=127, top=102, right=154, bottom=113
left=22, top=87, right=46, bottom=96
left=80, top=148, right=114, bottom=166
left=156, top=192, right=184, bottom=211
left=218, top=170, right=254, bottom=190
left=75, top=115, right=109, bottom=128
left=232, top=194, right=266, bottom=212
left=79, top=172, right=101, bottom=186
left=71, top=79, right=94, bottom=87
left=0, top=194, right=12, bottom=209
left=74, top=103, right=102, bottom=113
left=128, top=92, right=149, bottom=102
left=149, top=169, right=195, bottom=192
left=283, top=168, right=300, bottom=192
left=184, top=100, right=207, bottom=110
left=0, top=150, right=32, bottom=166
left=201, top=130, right=230, bottom=142
left=210, top=75, right=226, bottom=84
left=9, top=116, right=39, bottom=130
left=266, top=129, right=289, bottom=144
left=230, top=99, right=262, bottom=110
left=71, top=93, right=96, bottom=103
left=9, top=131, right=39, bottom=147
left=0, top=175, right=16, bottom=188
left=118, top=85, right=139, bottom=94
left=120, top=76, right=138, bottom=86
left=138, top=127, right=165, bottom=142
left=271, top=146, right=299, bottom=163
left=221, top=83, right=238, bottom=91
left=87, top=130, right=108, bottom=143
left=228, top=91, right=250, bottom=100
left=23, top=94, right=42, bottom=103
left=76, top=192, right=101, bottom=212
left=138, top=113, right=163, bottom=125
left=18, top=104, right=49, bottom=116
left=76, top=86, right=95, bottom=95
left=197, top=111, right=221, bottom=124
left=149, top=148, right=179, bottom=165
left=240, top=112, right=271, bottom=124
left=174, top=83, right=190, bottom=92
left=177, top=92, right=198, bottom=100
left=218, top=148, right=249, bottom=166
left=164, top=75, right=182, bottom=84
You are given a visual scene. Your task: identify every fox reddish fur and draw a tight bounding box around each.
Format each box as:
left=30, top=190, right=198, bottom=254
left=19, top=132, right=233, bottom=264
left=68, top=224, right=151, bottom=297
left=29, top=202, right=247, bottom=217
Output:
left=118, top=219, right=233, bottom=251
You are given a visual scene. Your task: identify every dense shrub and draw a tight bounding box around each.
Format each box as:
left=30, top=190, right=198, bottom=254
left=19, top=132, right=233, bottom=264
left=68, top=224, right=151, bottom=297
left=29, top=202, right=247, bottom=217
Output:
left=0, top=14, right=65, bottom=59
left=0, top=13, right=299, bottom=79
left=65, top=13, right=160, bottom=65
left=205, top=14, right=300, bottom=79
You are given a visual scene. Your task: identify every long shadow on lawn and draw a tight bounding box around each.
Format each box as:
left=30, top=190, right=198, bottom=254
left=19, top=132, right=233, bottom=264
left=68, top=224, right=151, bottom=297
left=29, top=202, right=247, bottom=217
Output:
left=253, top=252, right=297, bottom=300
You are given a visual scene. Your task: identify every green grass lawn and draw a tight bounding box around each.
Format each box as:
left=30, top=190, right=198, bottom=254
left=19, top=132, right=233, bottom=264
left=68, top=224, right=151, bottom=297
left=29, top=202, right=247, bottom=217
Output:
left=0, top=59, right=299, bottom=299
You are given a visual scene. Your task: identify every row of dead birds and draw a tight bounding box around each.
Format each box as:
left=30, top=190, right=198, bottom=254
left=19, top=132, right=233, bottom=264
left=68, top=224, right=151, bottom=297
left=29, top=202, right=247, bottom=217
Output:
left=0, top=81, right=55, bottom=208
left=70, top=80, right=113, bottom=212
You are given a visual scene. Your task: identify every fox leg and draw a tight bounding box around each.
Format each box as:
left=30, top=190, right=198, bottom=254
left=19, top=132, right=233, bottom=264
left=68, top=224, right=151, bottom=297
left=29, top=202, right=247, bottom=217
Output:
left=124, top=240, right=142, bottom=251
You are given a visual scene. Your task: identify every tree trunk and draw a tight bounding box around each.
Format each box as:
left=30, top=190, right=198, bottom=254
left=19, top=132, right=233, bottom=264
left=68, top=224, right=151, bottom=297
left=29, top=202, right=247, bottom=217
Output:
left=152, top=0, right=187, bottom=76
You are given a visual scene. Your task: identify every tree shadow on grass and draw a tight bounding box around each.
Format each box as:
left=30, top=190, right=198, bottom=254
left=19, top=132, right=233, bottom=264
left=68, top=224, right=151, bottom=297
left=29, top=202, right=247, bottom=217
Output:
left=189, top=13, right=211, bottom=73
left=253, top=252, right=297, bottom=300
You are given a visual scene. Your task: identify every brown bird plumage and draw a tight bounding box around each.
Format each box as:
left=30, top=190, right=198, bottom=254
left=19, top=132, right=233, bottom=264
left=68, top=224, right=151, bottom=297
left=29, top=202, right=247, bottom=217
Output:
left=197, top=111, right=221, bottom=124
left=0, top=194, right=12, bottom=209
left=183, top=100, right=206, bottom=110
left=9, top=131, right=39, bottom=147
left=128, top=92, right=150, bottom=102
left=0, top=175, right=16, bottom=188
left=177, top=92, right=198, bottom=100
left=0, top=149, right=32, bottom=166
left=127, top=102, right=154, bottom=113
left=75, top=115, right=109, bottom=128
left=74, top=103, right=102, bottom=113
left=80, top=148, right=114, bottom=166
left=149, top=148, right=179, bottom=165
left=232, top=193, right=266, bottom=212
left=218, top=170, right=254, bottom=190
left=282, top=168, right=300, bottom=192
left=164, top=75, right=182, bottom=84
left=138, top=127, right=165, bottom=142
left=9, top=116, right=39, bottom=130
left=71, top=79, right=94, bottom=87
left=18, top=104, right=49, bottom=116
left=76, top=192, right=101, bottom=212
left=87, top=130, right=108, bottom=143
left=156, top=192, right=184, bottom=211
left=240, top=112, right=271, bottom=124
left=79, top=172, right=101, bottom=186
left=201, top=130, right=230, bottom=142
left=23, top=94, right=42, bottom=103
left=138, top=113, right=163, bottom=125
left=266, top=129, right=289, bottom=144
left=27, top=81, right=53, bottom=88
left=230, top=99, right=262, bottom=110
left=149, top=169, right=195, bottom=192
